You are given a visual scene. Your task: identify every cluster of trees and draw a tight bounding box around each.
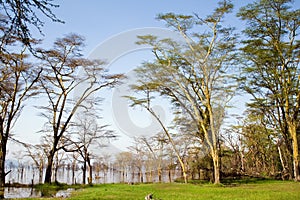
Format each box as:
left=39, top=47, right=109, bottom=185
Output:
left=0, top=0, right=122, bottom=198
left=126, top=0, right=299, bottom=184
left=0, top=0, right=299, bottom=199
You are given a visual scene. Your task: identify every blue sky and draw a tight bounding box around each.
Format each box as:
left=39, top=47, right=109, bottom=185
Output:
left=40, top=0, right=248, bottom=54
left=8, top=0, right=300, bottom=158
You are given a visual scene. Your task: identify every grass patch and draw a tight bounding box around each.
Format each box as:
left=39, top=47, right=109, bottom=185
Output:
left=66, top=180, right=300, bottom=200
left=16, top=180, right=300, bottom=200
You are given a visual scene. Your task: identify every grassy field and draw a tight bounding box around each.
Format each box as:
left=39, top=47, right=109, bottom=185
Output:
left=62, top=180, right=300, bottom=200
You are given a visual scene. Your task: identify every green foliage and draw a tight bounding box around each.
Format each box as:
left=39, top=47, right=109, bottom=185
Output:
left=238, top=0, right=300, bottom=180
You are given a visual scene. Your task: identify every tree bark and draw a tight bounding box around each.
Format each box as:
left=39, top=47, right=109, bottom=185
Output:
left=0, top=135, right=7, bottom=199
left=44, top=152, right=54, bottom=184
left=212, top=151, right=220, bottom=184
left=87, top=155, right=92, bottom=185
left=0, top=147, right=5, bottom=199
left=82, top=161, right=86, bottom=185
left=290, top=124, right=300, bottom=181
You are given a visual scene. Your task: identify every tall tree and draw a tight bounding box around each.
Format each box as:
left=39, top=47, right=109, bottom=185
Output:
left=237, top=0, right=300, bottom=181
left=131, top=0, right=237, bottom=184
left=0, top=46, right=41, bottom=197
left=0, top=1, right=61, bottom=195
left=37, top=33, right=122, bottom=183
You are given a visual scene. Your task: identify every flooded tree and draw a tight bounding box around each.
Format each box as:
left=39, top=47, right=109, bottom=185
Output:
left=70, top=111, right=117, bottom=184
left=25, top=144, right=47, bottom=184
left=0, top=45, right=41, bottom=197
left=37, top=33, right=122, bottom=184
left=0, top=0, right=62, bottom=198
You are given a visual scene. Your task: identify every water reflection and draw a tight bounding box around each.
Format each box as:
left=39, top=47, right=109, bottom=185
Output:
left=4, top=187, right=74, bottom=199
left=4, top=187, right=41, bottom=199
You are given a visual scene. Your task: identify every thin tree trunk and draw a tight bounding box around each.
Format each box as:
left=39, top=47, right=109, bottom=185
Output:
left=39, top=164, right=43, bottom=184
left=168, top=169, right=172, bottom=183
left=0, top=143, right=6, bottom=199
left=0, top=118, right=7, bottom=199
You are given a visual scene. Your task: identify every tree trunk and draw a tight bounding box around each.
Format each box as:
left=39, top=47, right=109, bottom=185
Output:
left=44, top=153, right=54, bottom=184
left=88, top=164, right=92, bottom=185
left=158, top=167, right=162, bottom=183
left=290, top=124, right=300, bottom=181
left=72, top=161, right=76, bottom=184
left=0, top=142, right=6, bottom=199
left=168, top=169, right=172, bottom=183
left=212, top=150, right=220, bottom=184
left=39, top=164, right=43, bottom=184
left=87, top=154, right=92, bottom=185
left=82, top=161, right=86, bottom=184
left=0, top=118, right=8, bottom=199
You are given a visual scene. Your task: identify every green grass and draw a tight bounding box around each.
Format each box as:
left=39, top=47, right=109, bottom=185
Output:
left=17, top=180, right=300, bottom=200
left=66, top=180, right=300, bottom=200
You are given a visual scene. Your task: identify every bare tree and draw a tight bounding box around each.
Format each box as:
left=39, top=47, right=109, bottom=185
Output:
left=25, top=144, right=47, bottom=184
left=0, top=46, right=41, bottom=196
left=37, top=33, right=122, bottom=183
left=70, top=112, right=116, bottom=185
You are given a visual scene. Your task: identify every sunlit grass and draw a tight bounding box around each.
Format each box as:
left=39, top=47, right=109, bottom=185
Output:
left=66, top=180, right=300, bottom=200
left=17, top=179, right=300, bottom=200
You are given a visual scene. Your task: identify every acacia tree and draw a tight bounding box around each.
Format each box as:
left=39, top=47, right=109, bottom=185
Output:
left=130, top=1, right=237, bottom=184
left=71, top=112, right=116, bottom=185
left=129, top=137, right=147, bottom=183
left=25, top=144, right=47, bottom=184
left=126, top=89, right=189, bottom=183
left=38, top=33, right=122, bottom=184
left=239, top=112, right=279, bottom=177
left=237, top=0, right=300, bottom=181
left=0, top=46, right=41, bottom=197
left=0, top=0, right=62, bottom=52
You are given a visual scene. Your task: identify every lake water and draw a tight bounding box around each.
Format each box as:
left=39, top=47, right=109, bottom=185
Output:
left=4, top=187, right=75, bottom=199
left=5, top=164, right=180, bottom=185
left=5, top=187, right=41, bottom=198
